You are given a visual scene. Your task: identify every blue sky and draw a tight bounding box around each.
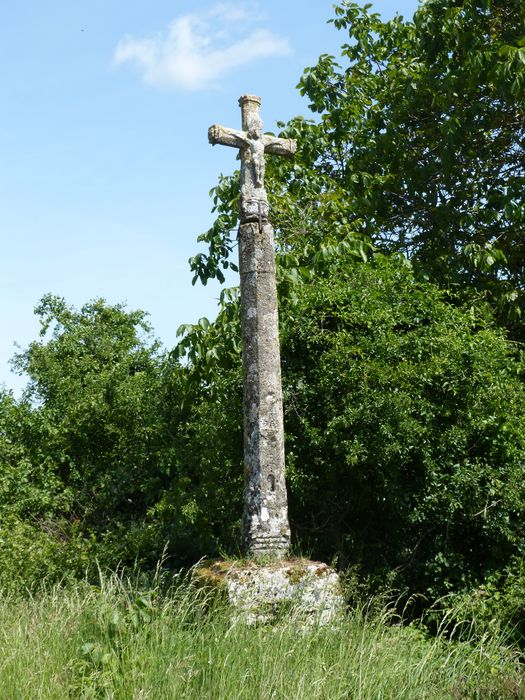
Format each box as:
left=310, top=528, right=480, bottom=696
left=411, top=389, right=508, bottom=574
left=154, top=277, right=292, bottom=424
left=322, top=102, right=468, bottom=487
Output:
left=1, top=0, right=419, bottom=394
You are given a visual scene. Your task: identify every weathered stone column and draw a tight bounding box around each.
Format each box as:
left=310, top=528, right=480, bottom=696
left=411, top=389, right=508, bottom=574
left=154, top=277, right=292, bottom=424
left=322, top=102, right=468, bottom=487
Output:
left=239, top=220, right=290, bottom=557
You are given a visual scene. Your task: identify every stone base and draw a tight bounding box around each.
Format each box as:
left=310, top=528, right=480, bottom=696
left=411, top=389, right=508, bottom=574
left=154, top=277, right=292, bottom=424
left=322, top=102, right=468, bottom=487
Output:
left=194, top=558, right=343, bottom=625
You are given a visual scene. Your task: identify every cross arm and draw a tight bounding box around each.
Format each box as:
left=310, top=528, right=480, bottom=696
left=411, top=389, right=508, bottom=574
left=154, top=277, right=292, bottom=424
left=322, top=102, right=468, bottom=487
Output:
left=262, top=135, right=297, bottom=157
left=208, top=124, right=250, bottom=149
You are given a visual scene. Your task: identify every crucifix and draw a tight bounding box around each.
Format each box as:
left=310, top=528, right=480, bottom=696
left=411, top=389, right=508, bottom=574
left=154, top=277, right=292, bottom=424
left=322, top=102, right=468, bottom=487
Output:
left=209, top=95, right=297, bottom=559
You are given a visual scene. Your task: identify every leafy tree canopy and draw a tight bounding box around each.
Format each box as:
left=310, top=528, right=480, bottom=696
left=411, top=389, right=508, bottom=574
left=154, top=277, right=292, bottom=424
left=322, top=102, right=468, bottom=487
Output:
left=2, top=296, right=172, bottom=572
left=194, top=0, right=525, bottom=333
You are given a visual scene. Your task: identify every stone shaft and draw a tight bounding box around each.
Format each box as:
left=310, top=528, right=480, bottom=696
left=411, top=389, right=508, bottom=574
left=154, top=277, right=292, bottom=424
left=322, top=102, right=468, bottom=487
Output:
left=239, top=221, right=290, bottom=558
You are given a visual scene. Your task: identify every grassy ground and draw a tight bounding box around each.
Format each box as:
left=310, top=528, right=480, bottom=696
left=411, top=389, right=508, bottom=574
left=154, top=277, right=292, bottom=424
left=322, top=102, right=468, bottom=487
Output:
left=0, top=572, right=523, bottom=699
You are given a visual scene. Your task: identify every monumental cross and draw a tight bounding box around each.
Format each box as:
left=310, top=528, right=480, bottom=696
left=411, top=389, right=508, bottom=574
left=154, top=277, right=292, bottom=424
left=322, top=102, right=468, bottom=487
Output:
left=209, top=95, right=296, bottom=558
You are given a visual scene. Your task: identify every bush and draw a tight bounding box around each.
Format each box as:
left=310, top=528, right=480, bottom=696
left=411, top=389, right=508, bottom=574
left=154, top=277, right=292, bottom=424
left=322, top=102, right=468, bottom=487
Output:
left=280, top=254, right=525, bottom=597
left=0, top=515, right=91, bottom=591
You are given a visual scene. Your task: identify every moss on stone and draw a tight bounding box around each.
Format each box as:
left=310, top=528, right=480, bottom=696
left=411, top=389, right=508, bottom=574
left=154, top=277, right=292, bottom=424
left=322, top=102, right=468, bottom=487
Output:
left=286, top=566, right=308, bottom=585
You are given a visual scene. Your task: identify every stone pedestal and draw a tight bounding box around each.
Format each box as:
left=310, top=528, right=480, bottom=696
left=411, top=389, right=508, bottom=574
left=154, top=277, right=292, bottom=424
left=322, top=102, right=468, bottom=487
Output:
left=194, top=559, right=343, bottom=626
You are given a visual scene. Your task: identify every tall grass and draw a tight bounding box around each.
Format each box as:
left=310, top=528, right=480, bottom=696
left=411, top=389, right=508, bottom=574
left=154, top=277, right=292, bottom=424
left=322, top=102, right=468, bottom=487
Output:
left=0, top=572, right=522, bottom=699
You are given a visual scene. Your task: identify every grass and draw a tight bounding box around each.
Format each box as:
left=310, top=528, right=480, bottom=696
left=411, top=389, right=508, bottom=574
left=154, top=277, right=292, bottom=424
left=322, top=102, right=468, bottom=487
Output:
left=0, top=571, right=523, bottom=699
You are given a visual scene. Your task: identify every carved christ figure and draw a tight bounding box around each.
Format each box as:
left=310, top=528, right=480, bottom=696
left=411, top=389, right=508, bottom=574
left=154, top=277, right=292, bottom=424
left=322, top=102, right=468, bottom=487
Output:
left=247, top=124, right=265, bottom=189
left=209, top=119, right=265, bottom=197
left=208, top=95, right=296, bottom=224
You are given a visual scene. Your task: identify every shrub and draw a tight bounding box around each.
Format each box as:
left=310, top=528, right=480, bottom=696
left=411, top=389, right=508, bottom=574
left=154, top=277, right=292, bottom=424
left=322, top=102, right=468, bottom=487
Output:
left=280, top=254, right=525, bottom=597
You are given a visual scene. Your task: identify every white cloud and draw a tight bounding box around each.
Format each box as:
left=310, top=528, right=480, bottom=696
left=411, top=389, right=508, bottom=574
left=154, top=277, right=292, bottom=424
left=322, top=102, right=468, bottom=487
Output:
left=113, top=4, right=291, bottom=91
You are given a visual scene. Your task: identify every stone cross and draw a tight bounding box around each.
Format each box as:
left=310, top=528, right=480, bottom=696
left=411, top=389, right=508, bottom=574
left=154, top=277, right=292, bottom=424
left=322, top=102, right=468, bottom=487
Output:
left=209, top=95, right=297, bottom=559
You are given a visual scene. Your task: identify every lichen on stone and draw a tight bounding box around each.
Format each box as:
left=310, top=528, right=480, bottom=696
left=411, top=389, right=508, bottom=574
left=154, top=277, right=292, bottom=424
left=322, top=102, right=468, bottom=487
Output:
left=193, top=558, right=343, bottom=626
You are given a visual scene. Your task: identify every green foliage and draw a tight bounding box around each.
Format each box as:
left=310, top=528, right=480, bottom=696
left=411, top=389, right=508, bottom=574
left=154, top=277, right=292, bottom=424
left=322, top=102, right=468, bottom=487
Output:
left=0, top=390, right=68, bottom=520
left=0, top=515, right=89, bottom=592
left=182, top=0, right=525, bottom=601
left=280, top=254, right=525, bottom=596
left=147, top=360, right=243, bottom=562
left=296, top=0, right=525, bottom=332
left=190, top=175, right=240, bottom=286
left=0, top=297, right=175, bottom=586
left=9, top=295, right=168, bottom=528
left=3, top=255, right=525, bottom=602
left=445, top=556, right=525, bottom=647
left=0, top=294, right=243, bottom=588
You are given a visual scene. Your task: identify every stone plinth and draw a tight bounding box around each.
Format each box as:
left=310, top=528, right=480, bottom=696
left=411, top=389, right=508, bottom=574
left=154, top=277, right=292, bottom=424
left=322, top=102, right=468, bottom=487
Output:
left=194, top=559, right=343, bottom=626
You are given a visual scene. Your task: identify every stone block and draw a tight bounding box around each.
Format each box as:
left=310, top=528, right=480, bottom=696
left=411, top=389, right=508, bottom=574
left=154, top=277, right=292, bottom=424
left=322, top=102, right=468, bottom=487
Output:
left=194, top=558, right=344, bottom=626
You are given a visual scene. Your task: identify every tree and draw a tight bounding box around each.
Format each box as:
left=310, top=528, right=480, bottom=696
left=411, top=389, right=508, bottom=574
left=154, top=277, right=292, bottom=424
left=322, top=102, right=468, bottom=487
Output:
left=0, top=296, right=177, bottom=581
left=194, top=0, right=525, bottom=333
left=3, top=264, right=525, bottom=599
left=297, top=0, right=525, bottom=332
left=182, top=0, right=525, bottom=597
left=179, top=249, right=525, bottom=597
left=11, top=295, right=167, bottom=522
left=279, top=253, right=525, bottom=595
left=0, top=294, right=244, bottom=587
